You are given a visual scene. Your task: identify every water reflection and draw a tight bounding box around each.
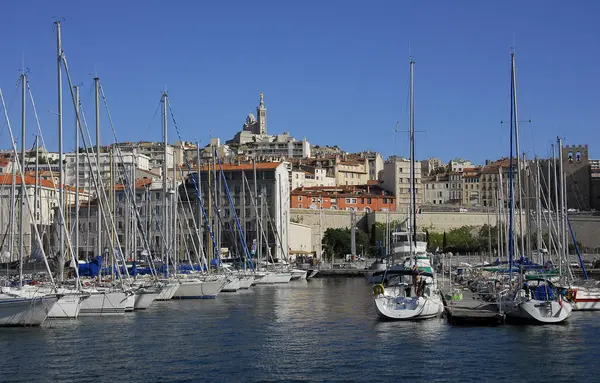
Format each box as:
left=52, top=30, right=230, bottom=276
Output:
left=0, top=279, right=598, bottom=382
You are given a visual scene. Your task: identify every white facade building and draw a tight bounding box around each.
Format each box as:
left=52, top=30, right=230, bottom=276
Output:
left=380, top=156, right=422, bottom=210
left=422, top=175, right=451, bottom=205
left=291, top=167, right=336, bottom=190
left=65, top=151, right=152, bottom=191
left=449, top=159, right=472, bottom=173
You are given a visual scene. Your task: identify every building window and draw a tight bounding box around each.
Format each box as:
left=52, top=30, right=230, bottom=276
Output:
left=367, top=198, right=372, bottom=204
left=311, top=197, right=316, bottom=203
left=345, top=198, right=351, bottom=203
left=298, top=196, right=302, bottom=202
left=298, top=203, right=303, bottom=209
left=351, top=198, right=357, bottom=204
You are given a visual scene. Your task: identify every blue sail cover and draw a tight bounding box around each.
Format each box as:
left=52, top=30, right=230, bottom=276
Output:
left=78, top=256, right=103, bottom=277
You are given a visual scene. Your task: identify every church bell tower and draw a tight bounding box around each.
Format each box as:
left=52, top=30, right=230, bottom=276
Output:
left=257, top=92, right=267, bottom=135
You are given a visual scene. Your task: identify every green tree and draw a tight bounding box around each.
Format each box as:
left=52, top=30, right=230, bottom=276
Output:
left=427, top=231, right=443, bottom=252
left=445, top=226, right=480, bottom=253
left=478, top=224, right=499, bottom=254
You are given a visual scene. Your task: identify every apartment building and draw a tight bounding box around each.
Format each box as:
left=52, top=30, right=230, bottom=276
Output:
left=422, top=174, right=450, bottom=205
left=461, top=167, right=481, bottom=206
left=64, top=150, right=153, bottom=191
left=380, top=156, right=422, bottom=210
left=182, top=162, right=290, bottom=261
left=290, top=184, right=396, bottom=212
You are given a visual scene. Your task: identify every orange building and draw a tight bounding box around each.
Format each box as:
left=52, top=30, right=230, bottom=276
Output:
left=290, top=184, right=396, bottom=213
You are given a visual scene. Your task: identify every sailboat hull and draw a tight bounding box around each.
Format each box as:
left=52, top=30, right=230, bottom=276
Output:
left=173, top=280, right=225, bottom=299
left=290, top=269, right=308, bottom=280
left=238, top=276, right=255, bottom=289
left=221, top=277, right=241, bottom=292
left=374, top=294, right=443, bottom=320
left=254, top=272, right=292, bottom=284
left=134, top=288, right=160, bottom=309
left=79, top=292, right=128, bottom=316
left=48, top=294, right=86, bottom=319
left=155, top=282, right=179, bottom=300
left=0, top=295, right=57, bottom=326
left=2, top=287, right=85, bottom=319
left=570, top=287, right=600, bottom=310
left=125, top=293, right=135, bottom=312
left=504, top=300, right=572, bottom=324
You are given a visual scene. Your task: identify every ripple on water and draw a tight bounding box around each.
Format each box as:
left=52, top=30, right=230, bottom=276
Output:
left=0, top=279, right=598, bottom=383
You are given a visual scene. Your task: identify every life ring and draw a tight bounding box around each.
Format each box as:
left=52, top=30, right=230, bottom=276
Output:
left=373, top=284, right=385, bottom=296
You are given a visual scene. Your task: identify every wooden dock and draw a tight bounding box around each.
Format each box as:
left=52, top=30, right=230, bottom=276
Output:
left=440, top=278, right=505, bottom=326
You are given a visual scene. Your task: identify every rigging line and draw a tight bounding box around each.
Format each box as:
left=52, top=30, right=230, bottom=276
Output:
left=166, top=99, right=220, bottom=261
left=0, top=87, right=56, bottom=287
left=214, top=148, right=253, bottom=263
left=148, top=98, right=162, bottom=141
left=0, top=87, right=19, bottom=139
left=62, top=54, right=129, bottom=285
left=176, top=159, right=208, bottom=269
left=26, top=81, right=82, bottom=286
left=98, top=85, right=159, bottom=278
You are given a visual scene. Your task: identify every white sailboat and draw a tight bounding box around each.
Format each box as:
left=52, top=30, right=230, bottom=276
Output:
left=501, top=278, right=572, bottom=323
left=172, top=276, right=226, bottom=299
left=500, top=53, right=571, bottom=324
left=155, top=280, right=180, bottom=300
left=373, top=58, right=443, bottom=321
left=0, top=294, right=58, bottom=326
left=79, top=287, right=129, bottom=316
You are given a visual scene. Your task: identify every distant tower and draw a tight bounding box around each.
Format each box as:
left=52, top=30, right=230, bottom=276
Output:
left=256, top=92, right=267, bottom=135
left=561, top=144, right=590, bottom=210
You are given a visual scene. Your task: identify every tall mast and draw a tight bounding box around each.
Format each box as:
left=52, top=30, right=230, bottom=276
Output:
left=74, top=86, right=80, bottom=264
left=552, top=144, right=561, bottom=268
left=19, top=71, right=26, bottom=286
left=524, top=153, right=532, bottom=259
left=511, top=53, right=525, bottom=259
left=172, top=157, right=177, bottom=268
left=94, top=77, right=101, bottom=258
left=546, top=153, right=552, bottom=262
left=213, top=146, right=219, bottom=259
left=253, top=157, right=259, bottom=265
left=508, top=53, right=516, bottom=280
left=162, top=92, right=169, bottom=273
left=196, top=142, right=204, bottom=268
left=9, top=151, right=16, bottom=262
left=56, top=21, right=65, bottom=281
left=535, top=157, right=543, bottom=264
left=557, top=137, right=565, bottom=280
left=110, top=148, right=114, bottom=279
left=409, top=57, right=416, bottom=264
left=34, top=135, right=39, bottom=251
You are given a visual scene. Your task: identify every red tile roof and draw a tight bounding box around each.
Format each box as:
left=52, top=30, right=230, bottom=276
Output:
left=115, top=178, right=154, bottom=190
left=0, top=174, right=59, bottom=189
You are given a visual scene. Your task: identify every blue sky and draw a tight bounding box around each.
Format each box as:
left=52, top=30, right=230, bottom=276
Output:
left=0, top=0, right=598, bottom=164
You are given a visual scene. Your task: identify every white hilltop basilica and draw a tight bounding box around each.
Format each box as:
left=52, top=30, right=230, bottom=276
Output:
left=226, top=93, right=311, bottom=159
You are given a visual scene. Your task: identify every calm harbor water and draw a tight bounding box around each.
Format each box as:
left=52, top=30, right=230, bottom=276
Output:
left=1, top=278, right=598, bottom=382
